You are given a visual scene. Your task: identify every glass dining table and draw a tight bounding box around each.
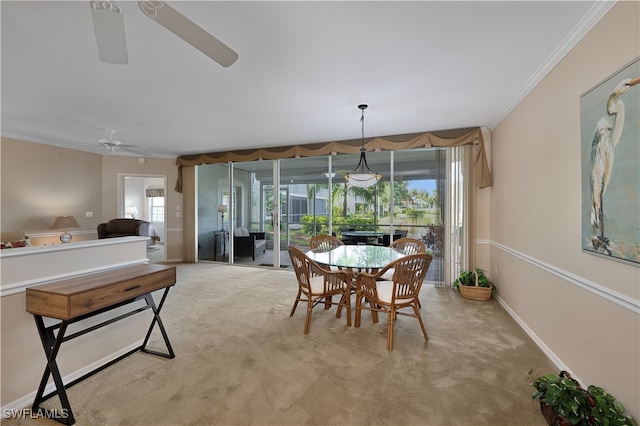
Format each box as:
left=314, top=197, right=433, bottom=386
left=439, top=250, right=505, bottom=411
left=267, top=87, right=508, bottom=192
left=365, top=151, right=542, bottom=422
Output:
left=305, top=244, right=406, bottom=274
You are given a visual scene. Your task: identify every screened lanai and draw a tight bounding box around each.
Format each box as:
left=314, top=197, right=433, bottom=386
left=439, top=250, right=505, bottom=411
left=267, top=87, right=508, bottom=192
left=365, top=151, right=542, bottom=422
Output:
left=195, top=145, right=473, bottom=286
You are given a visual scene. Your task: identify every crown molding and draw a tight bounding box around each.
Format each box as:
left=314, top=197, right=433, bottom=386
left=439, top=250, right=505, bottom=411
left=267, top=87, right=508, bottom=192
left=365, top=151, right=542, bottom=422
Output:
left=488, top=1, right=617, bottom=130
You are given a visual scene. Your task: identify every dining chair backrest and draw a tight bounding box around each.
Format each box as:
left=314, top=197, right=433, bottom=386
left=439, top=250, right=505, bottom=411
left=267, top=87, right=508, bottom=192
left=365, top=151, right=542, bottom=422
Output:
left=389, top=237, right=426, bottom=255
left=309, top=235, right=344, bottom=252
left=289, top=245, right=314, bottom=290
left=287, top=245, right=352, bottom=334
left=354, top=253, right=433, bottom=350
left=387, top=253, right=432, bottom=300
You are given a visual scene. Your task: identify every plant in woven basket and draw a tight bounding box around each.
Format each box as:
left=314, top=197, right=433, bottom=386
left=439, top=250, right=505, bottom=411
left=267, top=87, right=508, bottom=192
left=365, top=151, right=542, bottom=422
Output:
left=453, top=268, right=496, bottom=297
left=531, top=371, right=637, bottom=426
left=587, top=385, right=637, bottom=426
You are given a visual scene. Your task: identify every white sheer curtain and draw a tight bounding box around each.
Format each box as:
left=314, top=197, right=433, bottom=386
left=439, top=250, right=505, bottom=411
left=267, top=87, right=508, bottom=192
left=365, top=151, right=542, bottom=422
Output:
left=446, top=145, right=471, bottom=286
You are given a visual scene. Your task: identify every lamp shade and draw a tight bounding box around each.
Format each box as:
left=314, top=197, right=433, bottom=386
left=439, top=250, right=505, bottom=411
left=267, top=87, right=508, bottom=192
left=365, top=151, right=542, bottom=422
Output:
left=51, top=216, right=80, bottom=230
left=344, top=173, right=382, bottom=188
left=344, top=104, right=381, bottom=188
left=217, top=204, right=228, bottom=213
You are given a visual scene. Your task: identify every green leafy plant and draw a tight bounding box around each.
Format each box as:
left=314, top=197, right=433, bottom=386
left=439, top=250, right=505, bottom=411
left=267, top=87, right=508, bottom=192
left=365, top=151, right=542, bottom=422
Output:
left=453, top=268, right=495, bottom=295
left=530, top=371, right=637, bottom=426
left=587, top=385, right=637, bottom=426
left=420, top=225, right=444, bottom=257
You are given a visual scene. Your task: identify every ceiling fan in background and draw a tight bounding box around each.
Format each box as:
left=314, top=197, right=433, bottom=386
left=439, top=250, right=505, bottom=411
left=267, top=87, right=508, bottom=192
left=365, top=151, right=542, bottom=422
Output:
left=304, top=168, right=351, bottom=179
left=89, top=0, right=238, bottom=67
left=95, top=129, right=151, bottom=156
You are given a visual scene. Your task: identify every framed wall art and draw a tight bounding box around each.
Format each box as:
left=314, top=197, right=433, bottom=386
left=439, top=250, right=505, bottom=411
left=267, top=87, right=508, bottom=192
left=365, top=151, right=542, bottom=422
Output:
left=580, top=57, right=640, bottom=266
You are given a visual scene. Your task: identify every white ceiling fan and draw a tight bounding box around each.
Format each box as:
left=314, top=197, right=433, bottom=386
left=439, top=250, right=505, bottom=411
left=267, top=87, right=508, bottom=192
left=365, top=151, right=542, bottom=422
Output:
left=304, top=168, right=351, bottom=178
left=96, top=129, right=151, bottom=156
left=89, top=0, right=238, bottom=67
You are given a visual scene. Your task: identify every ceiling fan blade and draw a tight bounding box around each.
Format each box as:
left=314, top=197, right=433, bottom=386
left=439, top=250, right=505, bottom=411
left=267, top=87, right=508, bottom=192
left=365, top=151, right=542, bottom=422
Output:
left=138, top=1, right=238, bottom=68
left=90, top=1, right=129, bottom=64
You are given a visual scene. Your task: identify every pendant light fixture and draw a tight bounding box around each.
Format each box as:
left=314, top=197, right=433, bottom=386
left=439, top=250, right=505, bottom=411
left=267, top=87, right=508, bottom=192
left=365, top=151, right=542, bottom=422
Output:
left=344, top=104, right=381, bottom=188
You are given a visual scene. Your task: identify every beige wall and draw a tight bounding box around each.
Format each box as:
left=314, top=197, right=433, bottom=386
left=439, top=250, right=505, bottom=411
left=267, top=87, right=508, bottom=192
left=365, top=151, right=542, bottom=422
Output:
left=489, top=1, right=639, bottom=419
left=0, top=137, right=182, bottom=260
left=0, top=138, right=103, bottom=232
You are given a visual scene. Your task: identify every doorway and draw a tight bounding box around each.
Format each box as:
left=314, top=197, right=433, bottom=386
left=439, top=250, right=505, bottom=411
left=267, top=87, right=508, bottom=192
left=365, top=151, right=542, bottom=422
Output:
left=118, top=173, right=167, bottom=263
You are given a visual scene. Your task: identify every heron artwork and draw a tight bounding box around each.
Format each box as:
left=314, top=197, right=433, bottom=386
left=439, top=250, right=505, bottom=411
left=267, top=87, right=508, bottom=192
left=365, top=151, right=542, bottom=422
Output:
left=590, top=76, right=640, bottom=255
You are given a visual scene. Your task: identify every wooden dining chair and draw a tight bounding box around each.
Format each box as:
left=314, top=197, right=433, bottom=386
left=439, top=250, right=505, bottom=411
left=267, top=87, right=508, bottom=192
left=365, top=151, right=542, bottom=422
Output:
left=355, top=253, right=432, bottom=350
left=309, top=234, right=344, bottom=251
left=288, top=246, right=351, bottom=334
left=380, top=237, right=427, bottom=283
left=389, top=237, right=426, bottom=254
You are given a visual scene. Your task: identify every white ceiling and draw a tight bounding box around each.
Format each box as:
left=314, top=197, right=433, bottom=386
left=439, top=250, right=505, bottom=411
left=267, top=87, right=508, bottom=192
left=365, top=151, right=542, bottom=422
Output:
left=1, top=1, right=609, bottom=158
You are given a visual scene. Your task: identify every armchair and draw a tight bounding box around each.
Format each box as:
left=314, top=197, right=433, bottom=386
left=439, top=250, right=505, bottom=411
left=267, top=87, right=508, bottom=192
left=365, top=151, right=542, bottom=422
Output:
left=97, top=218, right=152, bottom=247
left=309, top=234, right=344, bottom=252
left=355, top=253, right=432, bottom=350
left=288, top=246, right=351, bottom=334
left=233, top=227, right=266, bottom=260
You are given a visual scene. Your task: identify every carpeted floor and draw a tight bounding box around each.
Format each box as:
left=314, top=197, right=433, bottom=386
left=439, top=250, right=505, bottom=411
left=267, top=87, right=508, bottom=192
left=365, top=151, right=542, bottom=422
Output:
left=6, top=262, right=556, bottom=425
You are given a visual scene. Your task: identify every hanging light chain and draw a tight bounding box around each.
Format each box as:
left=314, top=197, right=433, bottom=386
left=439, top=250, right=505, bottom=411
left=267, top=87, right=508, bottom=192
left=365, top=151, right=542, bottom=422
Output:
left=359, top=104, right=367, bottom=149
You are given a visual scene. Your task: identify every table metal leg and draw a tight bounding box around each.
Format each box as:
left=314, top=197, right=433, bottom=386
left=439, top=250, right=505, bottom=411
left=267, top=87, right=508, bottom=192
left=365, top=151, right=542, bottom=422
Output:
left=29, top=287, right=175, bottom=425
left=140, top=287, right=175, bottom=358
left=32, top=316, right=75, bottom=425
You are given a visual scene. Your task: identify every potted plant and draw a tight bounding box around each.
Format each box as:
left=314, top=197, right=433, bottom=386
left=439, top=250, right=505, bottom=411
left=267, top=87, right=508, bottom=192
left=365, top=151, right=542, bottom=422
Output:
left=453, top=267, right=495, bottom=300
left=530, top=370, right=637, bottom=426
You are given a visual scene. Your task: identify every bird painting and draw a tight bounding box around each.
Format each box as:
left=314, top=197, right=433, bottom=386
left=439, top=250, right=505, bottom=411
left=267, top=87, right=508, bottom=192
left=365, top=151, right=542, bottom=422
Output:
left=589, top=76, right=640, bottom=255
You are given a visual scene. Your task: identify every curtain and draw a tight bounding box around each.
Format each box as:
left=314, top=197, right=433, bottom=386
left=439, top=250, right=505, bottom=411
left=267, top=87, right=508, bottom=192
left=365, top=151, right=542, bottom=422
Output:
left=175, top=127, right=491, bottom=192
left=146, top=188, right=165, bottom=197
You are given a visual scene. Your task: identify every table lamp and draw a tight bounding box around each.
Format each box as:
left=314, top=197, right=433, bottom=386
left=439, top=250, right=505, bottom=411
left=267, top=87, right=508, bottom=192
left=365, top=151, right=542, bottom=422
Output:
left=51, top=216, right=80, bottom=243
left=125, top=206, right=138, bottom=219
left=217, top=204, right=228, bottom=230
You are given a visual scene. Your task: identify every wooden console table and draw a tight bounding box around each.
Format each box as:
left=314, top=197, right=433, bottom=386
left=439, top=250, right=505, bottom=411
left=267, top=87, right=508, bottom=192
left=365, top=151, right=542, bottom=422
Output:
left=25, top=264, right=177, bottom=425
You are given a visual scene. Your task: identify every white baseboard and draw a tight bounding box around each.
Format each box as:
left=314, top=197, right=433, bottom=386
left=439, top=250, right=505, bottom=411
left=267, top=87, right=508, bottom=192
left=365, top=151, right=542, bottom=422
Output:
left=1, top=340, right=144, bottom=416
left=494, top=295, right=582, bottom=380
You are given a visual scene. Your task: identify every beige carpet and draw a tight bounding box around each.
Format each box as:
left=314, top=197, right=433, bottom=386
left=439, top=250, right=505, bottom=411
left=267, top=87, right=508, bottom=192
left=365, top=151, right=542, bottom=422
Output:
left=6, top=262, right=556, bottom=425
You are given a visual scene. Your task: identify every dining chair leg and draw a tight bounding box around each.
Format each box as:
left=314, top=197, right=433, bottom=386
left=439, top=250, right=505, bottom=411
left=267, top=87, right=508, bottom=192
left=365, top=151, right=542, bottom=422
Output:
left=289, top=288, right=302, bottom=317
left=370, top=303, right=379, bottom=324
left=354, top=293, right=363, bottom=328
left=324, top=295, right=332, bottom=310
left=343, top=291, right=352, bottom=326
left=387, top=307, right=397, bottom=351
left=413, top=302, right=429, bottom=341
left=336, top=294, right=345, bottom=318
left=304, top=298, right=314, bottom=334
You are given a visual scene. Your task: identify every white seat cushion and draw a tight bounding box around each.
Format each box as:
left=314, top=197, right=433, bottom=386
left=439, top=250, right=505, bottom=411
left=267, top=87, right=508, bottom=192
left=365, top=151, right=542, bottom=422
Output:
left=374, top=280, right=415, bottom=304
left=308, top=275, right=346, bottom=294
left=379, top=268, right=395, bottom=281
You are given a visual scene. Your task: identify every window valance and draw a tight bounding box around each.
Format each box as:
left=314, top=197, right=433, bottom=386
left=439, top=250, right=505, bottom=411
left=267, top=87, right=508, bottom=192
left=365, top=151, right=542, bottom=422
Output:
left=146, top=188, right=165, bottom=197
left=175, top=126, right=491, bottom=192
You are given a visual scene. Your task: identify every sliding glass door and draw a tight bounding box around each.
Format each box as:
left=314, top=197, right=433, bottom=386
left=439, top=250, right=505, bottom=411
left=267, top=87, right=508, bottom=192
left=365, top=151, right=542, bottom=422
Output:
left=196, top=146, right=466, bottom=285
